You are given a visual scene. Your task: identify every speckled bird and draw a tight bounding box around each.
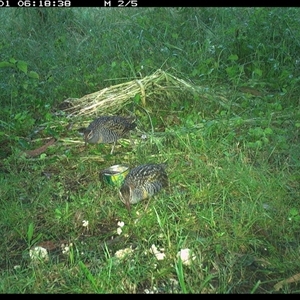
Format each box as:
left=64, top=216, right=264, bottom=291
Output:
left=119, top=163, right=169, bottom=211
left=84, top=115, right=136, bottom=154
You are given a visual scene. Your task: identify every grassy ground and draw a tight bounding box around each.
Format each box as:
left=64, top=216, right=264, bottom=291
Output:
left=0, top=7, right=300, bottom=293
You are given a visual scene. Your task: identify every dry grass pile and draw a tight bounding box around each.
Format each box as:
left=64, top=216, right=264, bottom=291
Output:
left=59, top=69, right=222, bottom=119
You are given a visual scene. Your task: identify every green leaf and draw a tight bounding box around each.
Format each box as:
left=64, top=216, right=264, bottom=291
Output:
left=264, top=127, right=273, bottom=135
left=0, top=61, right=15, bottom=68
left=226, top=65, right=239, bottom=77
left=9, top=58, right=17, bottom=64
left=228, top=54, right=238, bottom=61
left=289, top=208, right=298, bottom=217
left=27, top=222, right=34, bottom=244
left=133, top=93, right=141, bottom=104
left=253, top=68, right=263, bottom=77
left=40, top=153, right=47, bottom=160
left=16, top=60, right=28, bottom=74
left=14, top=112, right=22, bottom=120
left=28, top=71, right=39, bottom=79
left=55, top=208, right=62, bottom=219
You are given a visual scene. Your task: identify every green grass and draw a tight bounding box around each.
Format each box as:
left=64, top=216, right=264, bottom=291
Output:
left=0, top=7, right=300, bottom=294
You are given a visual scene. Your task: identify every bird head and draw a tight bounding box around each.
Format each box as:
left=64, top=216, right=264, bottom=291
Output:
left=119, top=184, right=132, bottom=212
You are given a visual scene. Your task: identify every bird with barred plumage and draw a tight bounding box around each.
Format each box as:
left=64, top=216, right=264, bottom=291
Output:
left=119, top=163, right=169, bottom=211
left=83, top=115, right=136, bottom=154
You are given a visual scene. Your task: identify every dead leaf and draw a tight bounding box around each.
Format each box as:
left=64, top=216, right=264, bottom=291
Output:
left=37, top=239, right=69, bottom=251
left=238, top=87, right=264, bottom=96
left=274, top=273, right=300, bottom=291
left=24, top=137, right=56, bottom=158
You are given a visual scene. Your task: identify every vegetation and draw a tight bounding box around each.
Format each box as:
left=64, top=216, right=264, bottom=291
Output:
left=0, top=7, right=300, bottom=293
